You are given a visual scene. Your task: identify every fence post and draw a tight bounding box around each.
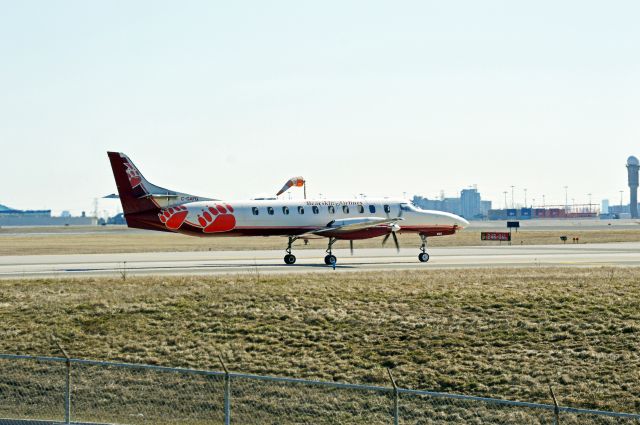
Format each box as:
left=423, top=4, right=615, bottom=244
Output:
left=53, top=337, right=71, bottom=425
left=549, top=385, right=560, bottom=425
left=387, top=368, right=399, bottom=425
left=219, top=355, right=231, bottom=425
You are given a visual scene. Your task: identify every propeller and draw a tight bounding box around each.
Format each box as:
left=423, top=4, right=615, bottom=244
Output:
left=382, top=203, right=406, bottom=253
left=382, top=223, right=401, bottom=253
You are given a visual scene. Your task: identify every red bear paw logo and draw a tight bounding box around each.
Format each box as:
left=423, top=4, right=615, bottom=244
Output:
left=124, top=161, right=142, bottom=188
left=158, top=205, right=189, bottom=230
left=197, top=204, right=236, bottom=233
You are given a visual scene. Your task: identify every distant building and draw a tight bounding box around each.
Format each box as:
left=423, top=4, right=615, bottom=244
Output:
left=480, top=200, right=492, bottom=217
left=601, top=199, right=609, bottom=214
left=0, top=204, right=96, bottom=226
left=413, top=188, right=491, bottom=220
left=609, top=204, right=631, bottom=215
left=489, top=206, right=598, bottom=220
left=460, top=188, right=481, bottom=219
left=101, top=213, right=126, bottom=225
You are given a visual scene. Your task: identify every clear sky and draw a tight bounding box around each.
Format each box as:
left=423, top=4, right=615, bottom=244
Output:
left=1, top=1, right=639, bottom=216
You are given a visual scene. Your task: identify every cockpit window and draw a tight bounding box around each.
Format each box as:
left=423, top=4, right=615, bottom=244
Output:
left=410, top=200, right=424, bottom=211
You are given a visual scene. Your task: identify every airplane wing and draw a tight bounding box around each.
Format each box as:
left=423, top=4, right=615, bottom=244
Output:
left=308, top=217, right=402, bottom=235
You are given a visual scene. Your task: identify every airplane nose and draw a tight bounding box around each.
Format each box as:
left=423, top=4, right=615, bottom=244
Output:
left=456, top=217, right=470, bottom=229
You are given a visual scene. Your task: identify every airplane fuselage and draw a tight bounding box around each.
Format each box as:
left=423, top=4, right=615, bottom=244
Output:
left=140, top=198, right=467, bottom=239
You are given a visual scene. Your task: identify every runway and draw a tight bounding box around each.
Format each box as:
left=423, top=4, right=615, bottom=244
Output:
left=1, top=242, right=639, bottom=279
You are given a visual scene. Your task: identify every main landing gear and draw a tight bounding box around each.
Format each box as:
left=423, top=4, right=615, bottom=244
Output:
left=418, top=234, right=430, bottom=263
left=284, top=236, right=298, bottom=264
left=283, top=236, right=338, bottom=266
left=324, top=237, right=337, bottom=265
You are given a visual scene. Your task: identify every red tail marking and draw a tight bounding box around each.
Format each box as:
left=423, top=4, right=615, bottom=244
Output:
left=203, top=214, right=236, bottom=233
left=124, top=161, right=142, bottom=188
left=158, top=205, right=188, bottom=230
left=198, top=204, right=236, bottom=233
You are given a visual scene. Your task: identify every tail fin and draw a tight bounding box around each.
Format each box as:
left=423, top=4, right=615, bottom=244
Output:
left=107, top=152, right=159, bottom=215
left=107, top=151, right=212, bottom=217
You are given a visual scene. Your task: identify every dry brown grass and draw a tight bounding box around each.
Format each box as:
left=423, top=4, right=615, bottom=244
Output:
left=1, top=268, right=639, bottom=414
left=1, top=227, right=640, bottom=256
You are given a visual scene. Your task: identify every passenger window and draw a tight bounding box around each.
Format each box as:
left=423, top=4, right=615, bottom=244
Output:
left=342, top=205, right=349, bottom=214
left=328, top=206, right=335, bottom=214
left=312, top=206, right=319, bottom=214
left=357, top=205, right=364, bottom=213
left=369, top=205, right=376, bottom=214
left=298, top=206, right=304, bottom=214
left=252, top=207, right=259, bottom=216
left=282, top=206, right=289, bottom=215
left=384, top=204, right=391, bottom=213
left=267, top=207, right=274, bottom=215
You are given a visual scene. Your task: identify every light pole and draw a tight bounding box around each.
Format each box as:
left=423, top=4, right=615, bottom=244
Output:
left=511, top=185, right=515, bottom=209
left=564, top=186, right=568, bottom=211
left=532, top=198, right=536, bottom=208
left=524, top=188, right=527, bottom=208
left=503, top=191, right=508, bottom=209
left=620, top=190, right=624, bottom=212
left=588, top=193, right=592, bottom=213
left=542, top=194, right=546, bottom=208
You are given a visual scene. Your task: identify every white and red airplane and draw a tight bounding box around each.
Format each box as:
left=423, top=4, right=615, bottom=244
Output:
left=108, top=152, right=469, bottom=265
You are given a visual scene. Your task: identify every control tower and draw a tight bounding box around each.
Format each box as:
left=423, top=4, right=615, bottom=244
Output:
left=628, top=156, right=639, bottom=218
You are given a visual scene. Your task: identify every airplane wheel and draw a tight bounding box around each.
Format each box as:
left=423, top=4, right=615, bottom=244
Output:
left=324, top=255, right=337, bottom=265
left=418, top=252, right=430, bottom=263
left=284, top=254, right=296, bottom=265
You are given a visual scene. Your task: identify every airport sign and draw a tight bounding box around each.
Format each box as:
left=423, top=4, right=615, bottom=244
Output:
left=481, top=232, right=511, bottom=241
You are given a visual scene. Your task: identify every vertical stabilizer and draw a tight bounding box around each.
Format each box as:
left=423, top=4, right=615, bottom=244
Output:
left=107, top=152, right=213, bottom=230
left=107, top=152, right=158, bottom=215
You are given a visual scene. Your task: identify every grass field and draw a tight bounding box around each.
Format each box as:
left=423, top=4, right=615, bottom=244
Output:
left=1, top=268, right=639, bottom=414
left=2, top=226, right=640, bottom=256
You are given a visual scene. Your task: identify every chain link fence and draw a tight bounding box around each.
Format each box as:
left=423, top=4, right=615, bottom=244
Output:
left=1, top=354, right=639, bottom=425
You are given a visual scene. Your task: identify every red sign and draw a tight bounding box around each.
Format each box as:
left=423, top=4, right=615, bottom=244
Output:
left=481, top=232, right=511, bottom=241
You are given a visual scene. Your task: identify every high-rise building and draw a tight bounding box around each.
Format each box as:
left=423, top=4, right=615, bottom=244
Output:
left=460, top=188, right=481, bottom=219
left=627, top=156, right=639, bottom=218
left=412, top=188, right=490, bottom=219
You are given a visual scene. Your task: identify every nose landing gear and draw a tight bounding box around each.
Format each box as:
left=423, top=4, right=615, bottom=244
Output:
left=418, top=234, right=430, bottom=263
left=284, top=236, right=298, bottom=264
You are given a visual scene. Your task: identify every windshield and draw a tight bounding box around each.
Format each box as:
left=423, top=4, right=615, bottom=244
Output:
left=408, top=200, right=424, bottom=211
left=401, top=202, right=419, bottom=212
